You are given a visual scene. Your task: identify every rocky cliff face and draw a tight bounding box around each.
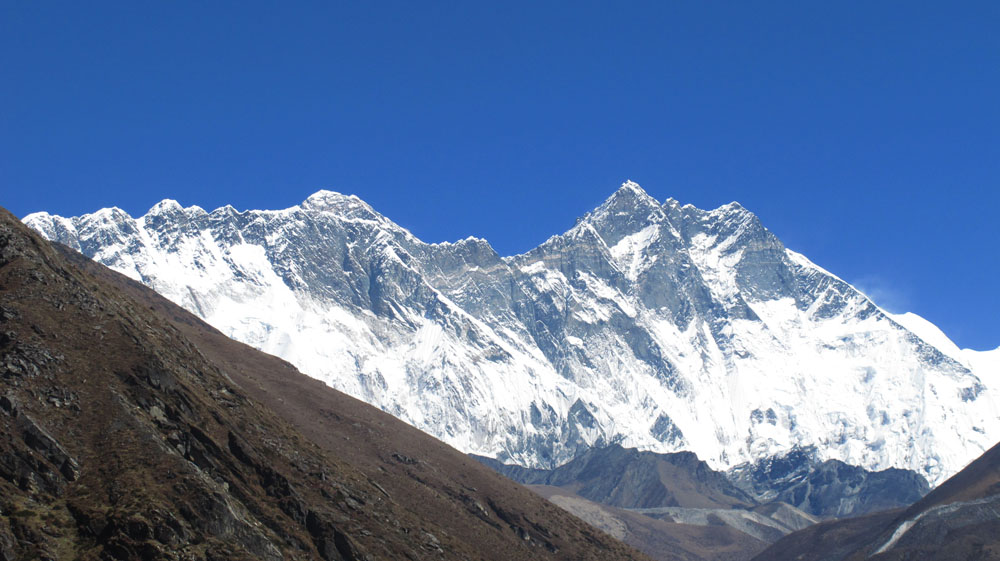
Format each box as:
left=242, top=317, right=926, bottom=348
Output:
left=728, top=447, right=930, bottom=518
left=25, top=182, right=1000, bottom=484
left=0, top=207, right=648, bottom=561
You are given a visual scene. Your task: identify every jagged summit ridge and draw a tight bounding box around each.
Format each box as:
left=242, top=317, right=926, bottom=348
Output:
left=147, top=198, right=206, bottom=216
left=24, top=182, right=1000, bottom=484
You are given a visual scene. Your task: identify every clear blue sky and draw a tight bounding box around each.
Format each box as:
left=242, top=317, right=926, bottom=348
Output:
left=2, top=2, right=997, bottom=350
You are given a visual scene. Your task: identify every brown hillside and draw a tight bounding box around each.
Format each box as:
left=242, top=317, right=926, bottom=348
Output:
left=0, top=206, right=650, bottom=561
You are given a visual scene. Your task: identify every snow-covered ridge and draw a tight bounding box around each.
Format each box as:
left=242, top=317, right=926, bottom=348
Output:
left=890, top=311, right=1000, bottom=380
left=24, top=182, right=1000, bottom=484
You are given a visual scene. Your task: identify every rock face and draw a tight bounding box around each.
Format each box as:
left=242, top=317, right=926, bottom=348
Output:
left=24, top=182, right=1000, bottom=484
left=0, top=207, right=648, bottom=561
left=728, top=447, right=930, bottom=518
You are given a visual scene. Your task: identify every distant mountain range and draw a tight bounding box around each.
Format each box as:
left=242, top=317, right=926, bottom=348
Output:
left=25, top=181, right=1000, bottom=485
left=474, top=444, right=927, bottom=560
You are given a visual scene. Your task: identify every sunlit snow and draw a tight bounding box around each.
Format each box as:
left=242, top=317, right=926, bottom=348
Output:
left=24, top=182, right=1000, bottom=484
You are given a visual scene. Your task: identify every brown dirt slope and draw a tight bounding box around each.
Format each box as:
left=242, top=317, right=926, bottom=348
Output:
left=0, top=206, right=650, bottom=561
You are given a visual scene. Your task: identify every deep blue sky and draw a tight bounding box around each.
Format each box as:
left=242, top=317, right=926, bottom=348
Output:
left=3, top=2, right=998, bottom=349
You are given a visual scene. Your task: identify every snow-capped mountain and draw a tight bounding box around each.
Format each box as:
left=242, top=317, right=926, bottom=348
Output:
left=24, top=182, right=999, bottom=484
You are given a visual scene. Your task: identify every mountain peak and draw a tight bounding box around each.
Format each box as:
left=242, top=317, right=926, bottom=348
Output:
left=619, top=179, right=646, bottom=194
left=699, top=201, right=760, bottom=229
left=147, top=199, right=205, bottom=217
left=716, top=201, right=753, bottom=216
left=299, top=189, right=410, bottom=238
left=301, top=189, right=356, bottom=210
left=22, top=210, right=52, bottom=223
left=611, top=180, right=658, bottom=204
left=148, top=199, right=183, bottom=214
left=593, top=180, right=662, bottom=215
left=575, top=180, right=666, bottom=247
left=300, top=190, right=385, bottom=222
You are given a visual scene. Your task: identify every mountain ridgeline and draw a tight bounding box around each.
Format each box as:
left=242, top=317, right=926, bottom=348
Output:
left=474, top=445, right=755, bottom=511
left=25, top=182, right=999, bottom=485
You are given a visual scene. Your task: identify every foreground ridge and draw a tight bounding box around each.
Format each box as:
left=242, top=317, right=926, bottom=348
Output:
left=0, top=207, right=649, bottom=560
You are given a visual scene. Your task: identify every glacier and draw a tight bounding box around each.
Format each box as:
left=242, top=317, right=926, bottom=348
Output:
left=24, top=181, right=1000, bottom=484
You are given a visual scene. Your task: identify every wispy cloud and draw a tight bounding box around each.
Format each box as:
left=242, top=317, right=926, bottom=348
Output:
left=850, top=275, right=912, bottom=314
